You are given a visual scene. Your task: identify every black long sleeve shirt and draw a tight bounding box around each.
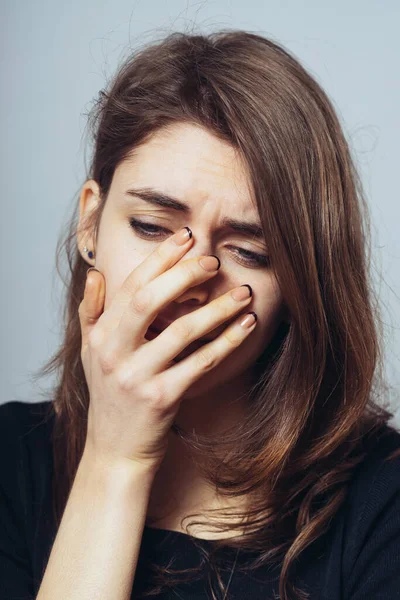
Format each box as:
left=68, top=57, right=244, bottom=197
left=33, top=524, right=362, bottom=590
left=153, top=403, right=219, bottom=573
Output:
left=1, top=399, right=400, bottom=599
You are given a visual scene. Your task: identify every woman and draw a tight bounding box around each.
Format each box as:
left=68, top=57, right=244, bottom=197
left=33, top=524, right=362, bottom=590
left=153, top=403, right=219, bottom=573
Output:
left=1, top=30, right=399, bottom=600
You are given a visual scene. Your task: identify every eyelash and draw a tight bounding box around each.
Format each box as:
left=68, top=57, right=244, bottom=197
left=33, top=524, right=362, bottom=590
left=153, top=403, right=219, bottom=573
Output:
left=128, top=218, right=270, bottom=268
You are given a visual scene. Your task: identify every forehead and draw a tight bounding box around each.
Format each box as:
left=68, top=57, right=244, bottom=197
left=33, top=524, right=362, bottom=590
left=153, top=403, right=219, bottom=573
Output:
left=113, top=122, right=258, bottom=220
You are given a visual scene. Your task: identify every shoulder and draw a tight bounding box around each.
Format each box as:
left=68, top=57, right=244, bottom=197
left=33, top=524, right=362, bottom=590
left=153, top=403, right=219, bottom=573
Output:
left=0, top=400, right=55, bottom=494
left=0, top=402, right=55, bottom=596
left=0, top=399, right=55, bottom=440
left=346, top=422, right=400, bottom=511
left=344, top=422, right=400, bottom=533
left=341, top=422, right=400, bottom=598
left=0, top=398, right=54, bottom=423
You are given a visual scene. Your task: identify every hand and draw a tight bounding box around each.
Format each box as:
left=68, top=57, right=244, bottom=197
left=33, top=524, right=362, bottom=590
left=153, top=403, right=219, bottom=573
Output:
left=78, top=227, right=257, bottom=475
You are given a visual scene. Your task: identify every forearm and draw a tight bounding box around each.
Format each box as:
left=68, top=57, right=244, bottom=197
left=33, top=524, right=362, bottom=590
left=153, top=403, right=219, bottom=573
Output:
left=36, top=450, right=155, bottom=600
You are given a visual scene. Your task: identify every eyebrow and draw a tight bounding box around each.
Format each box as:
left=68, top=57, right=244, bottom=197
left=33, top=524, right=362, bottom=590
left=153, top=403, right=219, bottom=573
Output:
left=124, top=187, right=265, bottom=241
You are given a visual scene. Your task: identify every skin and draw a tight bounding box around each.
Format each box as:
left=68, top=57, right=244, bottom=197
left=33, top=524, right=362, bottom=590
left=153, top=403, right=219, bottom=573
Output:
left=77, top=122, right=288, bottom=537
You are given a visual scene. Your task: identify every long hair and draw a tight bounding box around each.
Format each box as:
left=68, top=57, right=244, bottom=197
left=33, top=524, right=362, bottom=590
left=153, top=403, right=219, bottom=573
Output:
left=32, top=29, right=400, bottom=600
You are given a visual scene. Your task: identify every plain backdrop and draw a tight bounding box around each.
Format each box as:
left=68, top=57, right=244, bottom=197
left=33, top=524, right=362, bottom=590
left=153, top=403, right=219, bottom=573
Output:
left=1, top=0, right=399, bottom=428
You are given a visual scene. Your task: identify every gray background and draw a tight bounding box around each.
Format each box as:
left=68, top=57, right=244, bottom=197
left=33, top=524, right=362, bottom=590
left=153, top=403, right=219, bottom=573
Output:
left=1, top=1, right=399, bottom=428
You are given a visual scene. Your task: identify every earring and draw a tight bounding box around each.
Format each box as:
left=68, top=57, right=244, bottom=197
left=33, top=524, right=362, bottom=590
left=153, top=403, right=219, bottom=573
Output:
left=83, top=246, right=95, bottom=260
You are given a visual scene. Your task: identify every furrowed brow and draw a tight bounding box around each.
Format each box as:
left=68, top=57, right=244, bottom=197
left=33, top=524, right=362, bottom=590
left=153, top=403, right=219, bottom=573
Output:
left=124, top=187, right=264, bottom=240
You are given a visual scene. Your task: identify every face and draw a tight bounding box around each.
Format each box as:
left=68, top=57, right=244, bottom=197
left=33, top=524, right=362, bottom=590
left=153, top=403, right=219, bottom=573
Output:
left=78, top=123, right=286, bottom=420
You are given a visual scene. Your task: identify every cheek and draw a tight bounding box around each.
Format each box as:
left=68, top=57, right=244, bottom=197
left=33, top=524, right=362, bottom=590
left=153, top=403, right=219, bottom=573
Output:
left=255, top=277, right=284, bottom=322
left=263, top=296, right=285, bottom=328
left=251, top=287, right=285, bottom=348
left=96, top=230, right=156, bottom=312
left=101, top=258, right=145, bottom=312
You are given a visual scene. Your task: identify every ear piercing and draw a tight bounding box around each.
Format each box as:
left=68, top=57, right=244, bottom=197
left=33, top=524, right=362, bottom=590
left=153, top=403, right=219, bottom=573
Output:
left=83, top=246, right=95, bottom=259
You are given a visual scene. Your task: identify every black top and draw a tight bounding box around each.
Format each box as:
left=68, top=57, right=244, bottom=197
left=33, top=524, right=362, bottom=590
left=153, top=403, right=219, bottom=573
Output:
left=1, top=400, right=400, bottom=600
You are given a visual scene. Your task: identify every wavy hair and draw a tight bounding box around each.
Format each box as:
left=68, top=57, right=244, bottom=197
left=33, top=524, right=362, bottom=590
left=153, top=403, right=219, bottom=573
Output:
left=33, top=29, right=400, bottom=600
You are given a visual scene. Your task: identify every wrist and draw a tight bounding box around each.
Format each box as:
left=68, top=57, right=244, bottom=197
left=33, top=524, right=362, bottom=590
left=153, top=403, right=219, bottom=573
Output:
left=78, top=446, right=157, bottom=494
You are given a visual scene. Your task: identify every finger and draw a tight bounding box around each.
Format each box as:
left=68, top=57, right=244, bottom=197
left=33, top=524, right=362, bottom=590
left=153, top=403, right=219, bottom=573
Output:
left=131, top=284, right=253, bottom=374
left=99, top=228, right=193, bottom=331
left=79, top=268, right=106, bottom=351
left=150, top=311, right=258, bottom=403
left=109, top=255, right=221, bottom=356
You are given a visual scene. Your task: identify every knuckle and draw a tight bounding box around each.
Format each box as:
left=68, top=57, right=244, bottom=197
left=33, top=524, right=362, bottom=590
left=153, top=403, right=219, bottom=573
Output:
left=153, top=244, right=168, bottom=261
left=78, top=300, right=84, bottom=317
left=195, top=346, right=216, bottom=371
left=130, top=288, right=152, bottom=316
left=78, top=300, right=97, bottom=326
left=121, top=357, right=142, bottom=382
left=98, top=344, right=119, bottom=374
left=180, top=259, right=198, bottom=280
left=114, top=365, right=135, bottom=393
left=170, top=317, right=194, bottom=342
left=87, top=327, right=103, bottom=349
left=223, top=328, right=242, bottom=348
left=143, top=381, right=169, bottom=410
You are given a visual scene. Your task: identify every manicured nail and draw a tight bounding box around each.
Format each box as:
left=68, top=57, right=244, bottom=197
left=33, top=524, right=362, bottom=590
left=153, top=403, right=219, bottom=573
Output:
left=231, top=284, right=252, bottom=301
left=173, top=226, right=192, bottom=246
left=199, top=255, right=221, bottom=271
left=240, top=312, right=257, bottom=328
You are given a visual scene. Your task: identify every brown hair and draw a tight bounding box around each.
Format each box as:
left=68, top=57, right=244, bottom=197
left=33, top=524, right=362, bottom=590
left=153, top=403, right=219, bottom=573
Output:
left=33, top=29, right=400, bottom=599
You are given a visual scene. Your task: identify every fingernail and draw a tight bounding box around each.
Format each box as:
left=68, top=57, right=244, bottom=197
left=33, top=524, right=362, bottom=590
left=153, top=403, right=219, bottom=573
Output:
left=199, top=255, right=221, bottom=271
left=240, top=312, right=257, bottom=328
left=231, top=284, right=252, bottom=301
left=173, top=227, right=192, bottom=246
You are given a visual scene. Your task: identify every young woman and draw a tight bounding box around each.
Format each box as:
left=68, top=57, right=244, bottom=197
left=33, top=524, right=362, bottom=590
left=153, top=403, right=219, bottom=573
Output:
left=1, top=30, right=399, bottom=600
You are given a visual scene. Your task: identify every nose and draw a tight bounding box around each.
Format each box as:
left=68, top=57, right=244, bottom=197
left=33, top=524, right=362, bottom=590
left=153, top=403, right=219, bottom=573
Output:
left=173, top=234, right=221, bottom=305
left=173, top=281, right=212, bottom=306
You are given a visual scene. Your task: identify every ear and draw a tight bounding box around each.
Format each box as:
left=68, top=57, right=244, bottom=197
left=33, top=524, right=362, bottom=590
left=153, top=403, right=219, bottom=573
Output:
left=77, top=179, right=101, bottom=265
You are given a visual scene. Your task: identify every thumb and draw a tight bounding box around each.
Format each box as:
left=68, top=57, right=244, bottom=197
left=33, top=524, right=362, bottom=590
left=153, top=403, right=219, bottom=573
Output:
left=79, top=267, right=105, bottom=349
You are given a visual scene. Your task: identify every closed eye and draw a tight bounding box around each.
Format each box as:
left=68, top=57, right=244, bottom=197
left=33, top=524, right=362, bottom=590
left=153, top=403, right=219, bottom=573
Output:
left=128, top=218, right=270, bottom=268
